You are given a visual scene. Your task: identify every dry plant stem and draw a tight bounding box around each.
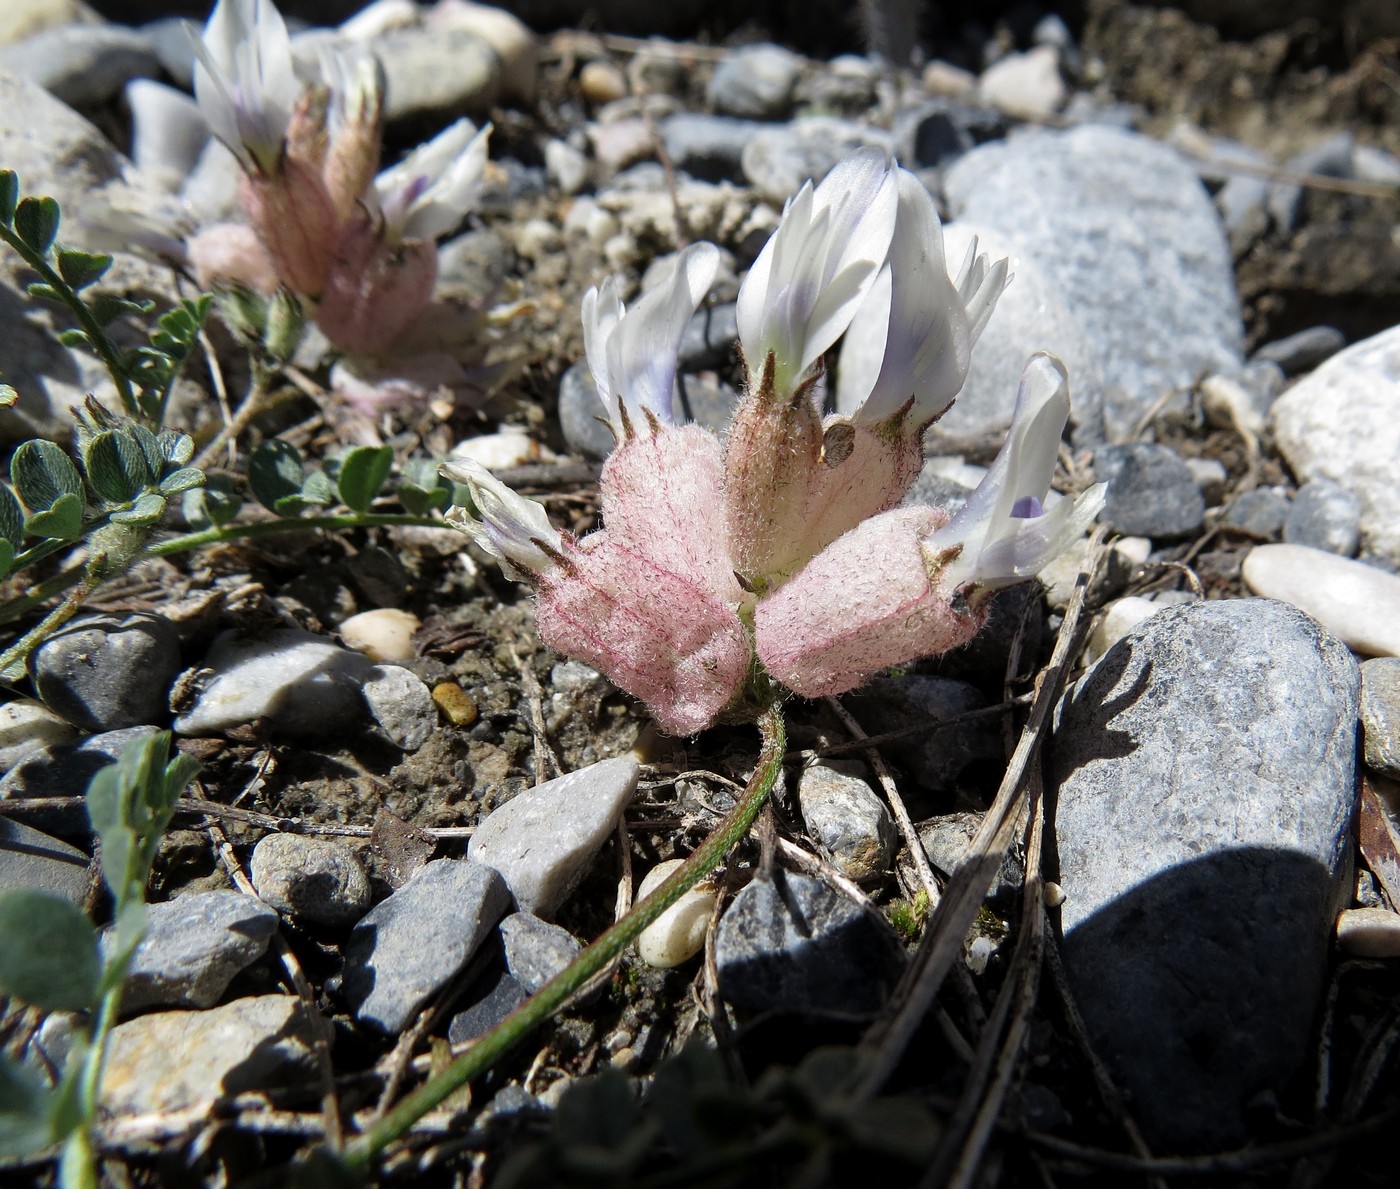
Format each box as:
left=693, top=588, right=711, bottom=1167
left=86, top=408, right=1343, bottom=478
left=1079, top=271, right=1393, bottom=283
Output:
left=825, top=696, right=941, bottom=907
left=852, top=528, right=1107, bottom=1102
left=340, top=702, right=788, bottom=1172
left=192, top=369, right=273, bottom=472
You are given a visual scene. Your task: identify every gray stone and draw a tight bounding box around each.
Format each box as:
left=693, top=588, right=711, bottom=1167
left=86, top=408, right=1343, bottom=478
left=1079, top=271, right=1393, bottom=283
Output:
left=707, top=43, right=802, bottom=120
left=544, top=137, right=588, bottom=195
left=715, top=869, right=906, bottom=1017
left=468, top=757, right=639, bottom=918
left=113, top=891, right=278, bottom=1013
left=977, top=45, right=1067, bottom=117
left=741, top=116, right=893, bottom=205
left=1222, top=487, right=1291, bottom=539
left=918, top=812, right=1022, bottom=903
left=0, top=817, right=89, bottom=905
left=1185, top=456, right=1228, bottom=506
left=674, top=373, right=738, bottom=435
left=1283, top=478, right=1362, bottom=557
left=1242, top=544, right=1400, bottom=658
left=891, top=101, right=980, bottom=170
left=797, top=765, right=896, bottom=883
left=1269, top=132, right=1355, bottom=234
left=362, top=664, right=438, bottom=751
left=0, top=726, right=160, bottom=800
left=102, top=996, right=325, bottom=1116
left=172, top=629, right=371, bottom=739
left=944, top=126, right=1243, bottom=439
left=374, top=26, right=499, bottom=121
left=1050, top=598, right=1359, bottom=1151
left=250, top=834, right=372, bottom=927
left=141, top=17, right=197, bottom=89
left=500, top=912, right=581, bottom=993
left=558, top=362, right=616, bottom=460
left=1361, top=658, right=1400, bottom=778
left=126, top=78, right=208, bottom=193
left=1093, top=442, right=1205, bottom=539
left=447, top=968, right=529, bottom=1043
left=798, top=54, right=878, bottom=115
left=0, top=25, right=160, bottom=108
left=178, top=137, right=245, bottom=226
left=1271, top=324, right=1400, bottom=568
left=342, top=859, right=510, bottom=1033
left=678, top=301, right=739, bottom=371
left=846, top=676, right=1003, bottom=792
left=661, top=113, right=764, bottom=184
left=938, top=220, right=1106, bottom=444
left=31, top=612, right=181, bottom=732
left=1253, top=325, right=1346, bottom=376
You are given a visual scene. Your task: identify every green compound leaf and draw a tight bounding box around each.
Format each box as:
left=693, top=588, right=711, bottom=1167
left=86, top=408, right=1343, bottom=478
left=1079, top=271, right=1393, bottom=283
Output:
left=336, top=445, right=393, bottom=513
left=0, top=891, right=99, bottom=1013
left=22, top=492, right=82, bottom=541
left=56, top=249, right=112, bottom=291
left=82, top=431, right=154, bottom=505
left=87, top=294, right=153, bottom=329
left=0, top=1054, right=55, bottom=1160
left=0, top=483, right=23, bottom=549
left=13, top=196, right=59, bottom=255
left=108, top=492, right=166, bottom=526
left=247, top=439, right=306, bottom=513
left=11, top=440, right=82, bottom=507
left=158, top=467, right=204, bottom=496
left=156, top=430, right=195, bottom=468
left=182, top=474, right=241, bottom=530
left=0, top=172, right=18, bottom=226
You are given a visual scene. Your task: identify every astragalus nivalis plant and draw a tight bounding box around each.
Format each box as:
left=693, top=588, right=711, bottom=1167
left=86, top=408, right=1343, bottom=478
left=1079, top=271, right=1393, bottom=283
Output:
left=445, top=149, right=1106, bottom=735
left=186, top=0, right=490, bottom=354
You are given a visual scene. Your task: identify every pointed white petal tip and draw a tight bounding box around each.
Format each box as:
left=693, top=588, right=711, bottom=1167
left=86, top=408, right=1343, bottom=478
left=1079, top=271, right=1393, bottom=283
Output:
left=441, top=457, right=564, bottom=580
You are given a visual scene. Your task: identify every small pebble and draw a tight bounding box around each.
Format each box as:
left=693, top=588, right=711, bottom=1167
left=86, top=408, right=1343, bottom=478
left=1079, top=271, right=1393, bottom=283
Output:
left=113, top=891, right=278, bottom=1013
left=447, top=968, right=529, bottom=1042
left=430, top=0, right=537, bottom=105
left=1361, top=658, right=1400, bottom=777
left=500, top=913, right=582, bottom=992
left=339, top=609, right=420, bottom=663
left=250, top=835, right=372, bottom=926
left=1200, top=372, right=1267, bottom=437
left=797, top=765, right=896, bottom=883
left=468, top=757, right=640, bottom=917
left=1336, top=908, right=1400, bottom=958
left=31, top=612, right=181, bottom=732
left=0, top=697, right=77, bottom=772
left=1184, top=457, right=1228, bottom=506
left=1223, top=488, right=1291, bottom=539
left=1283, top=478, right=1362, bottom=557
left=919, top=813, right=1023, bottom=903
left=544, top=137, right=588, bottom=194
left=1242, top=544, right=1400, bottom=657
left=362, top=664, right=438, bottom=751
left=1094, top=443, right=1206, bottom=539
left=447, top=428, right=552, bottom=471
left=374, top=25, right=499, bottom=120
left=706, top=43, right=802, bottom=120
left=966, top=934, right=1000, bottom=975
left=923, top=60, right=978, bottom=96
left=1253, top=326, right=1346, bottom=376
left=635, top=858, right=717, bottom=969
left=432, top=681, right=479, bottom=726
left=1085, top=596, right=1160, bottom=664
left=580, top=59, right=627, bottom=105
left=978, top=45, right=1066, bottom=117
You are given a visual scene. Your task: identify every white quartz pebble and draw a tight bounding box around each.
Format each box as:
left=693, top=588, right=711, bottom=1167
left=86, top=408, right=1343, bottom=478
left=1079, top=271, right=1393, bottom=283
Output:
left=339, top=609, right=420, bottom=663
left=1085, top=596, right=1161, bottom=664
left=635, top=859, right=718, bottom=969
left=1336, top=907, right=1400, bottom=958
left=0, top=698, right=77, bottom=773
left=1242, top=544, right=1400, bottom=657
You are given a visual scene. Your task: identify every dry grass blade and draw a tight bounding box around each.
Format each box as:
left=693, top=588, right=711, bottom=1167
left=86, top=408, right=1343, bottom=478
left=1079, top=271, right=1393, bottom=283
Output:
left=851, top=527, right=1107, bottom=1103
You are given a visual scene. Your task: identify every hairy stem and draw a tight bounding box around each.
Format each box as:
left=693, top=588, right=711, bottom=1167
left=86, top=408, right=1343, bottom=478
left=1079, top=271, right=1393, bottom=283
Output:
left=340, top=702, right=789, bottom=1172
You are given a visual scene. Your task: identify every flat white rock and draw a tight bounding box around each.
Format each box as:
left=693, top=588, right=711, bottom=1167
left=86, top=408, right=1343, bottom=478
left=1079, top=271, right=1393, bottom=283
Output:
left=1271, top=324, right=1400, bottom=567
left=1336, top=907, right=1400, bottom=958
left=1242, top=544, right=1400, bottom=657
left=635, top=858, right=717, bottom=969
left=469, top=757, right=639, bottom=917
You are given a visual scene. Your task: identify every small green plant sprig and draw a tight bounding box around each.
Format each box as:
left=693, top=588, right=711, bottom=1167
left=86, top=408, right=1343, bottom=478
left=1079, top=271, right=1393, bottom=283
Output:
left=0, top=732, right=199, bottom=1189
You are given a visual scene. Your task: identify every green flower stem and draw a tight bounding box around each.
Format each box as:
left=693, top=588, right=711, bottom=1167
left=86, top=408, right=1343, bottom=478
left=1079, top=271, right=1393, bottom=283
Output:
left=340, top=702, right=789, bottom=1173
left=0, top=224, right=136, bottom=417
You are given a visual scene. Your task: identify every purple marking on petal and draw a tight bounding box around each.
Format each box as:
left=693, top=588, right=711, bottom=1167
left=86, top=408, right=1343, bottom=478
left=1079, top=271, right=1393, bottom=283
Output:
left=1010, top=495, right=1043, bottom=519
left=402, top=175, right=431, bottom=206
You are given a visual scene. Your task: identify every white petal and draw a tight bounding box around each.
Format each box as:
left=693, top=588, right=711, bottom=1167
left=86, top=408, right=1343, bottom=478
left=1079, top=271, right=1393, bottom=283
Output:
left=374, top=121, right=491, bottom=244
left=441, top=457, right=564, bottom=580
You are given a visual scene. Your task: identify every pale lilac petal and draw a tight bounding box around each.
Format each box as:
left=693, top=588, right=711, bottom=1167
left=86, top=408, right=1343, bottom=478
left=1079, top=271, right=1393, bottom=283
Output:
left=442, top=457, right=565, bottom=580
left=373, top=121, right=491, bottom=244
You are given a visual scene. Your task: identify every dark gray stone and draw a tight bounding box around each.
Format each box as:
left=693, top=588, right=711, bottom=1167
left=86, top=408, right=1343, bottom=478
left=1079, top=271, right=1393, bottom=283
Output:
left=892, top=100, right=1001, bottom=169
left=1094, top=442, right=1205, bottom=539
left=1222, top=487, right=1291, bottom=539
left=1361, top=658, right=1400, bottom=778
left=1253, top=326, right=1347, bottom=376
left=706, top=43, right=802, bottom=120
left=500, top=912, right=581, bottom=994
left=0, top=726, right=160, bottom=800
left=1269, top=132, right=1355, bottom=234
left=31, top=612, right=181, bottom=732
left=0, top=817, right=89, bottom=906
left=558, top=362, right=616, bottom=461
left=1050, top=598, right=1359, bottom=1151
left=846, top=676, right=1003, bottom=792
left=741, top=116, right=893, bottom=204
left=250, top=834, right=372, bottom=927
left=660, top=114, right=764, bottom=183
left=1283, top=478, right=1362, bottom=557
left=944, top=126, right=1244, bottom=438
left=918, top=813, right=1022, bottom=903
left=342, top=859, right=511, bottom=1033
left=715, top=869, right=906, bottom=1017
left=678, top=301, right=739, bottom=371
left=0, top=25, right=161, bottom=108
left=797, top=765, right=896, bottom=883
left=447, top=968, right=530, bottom=1043
left=114, top=891, right=279, bottom=1013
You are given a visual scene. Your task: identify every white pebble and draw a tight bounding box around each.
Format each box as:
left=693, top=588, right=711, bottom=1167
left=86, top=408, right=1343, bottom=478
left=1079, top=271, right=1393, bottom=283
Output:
left=1085, top=597, right=1160, bottom=664
left=0, top=698, right=77, bottom=772
left=635, top=858, right=717, bottom=969
left=1242, top=544, right=1400, bottom=657
left=1336, top=907, right=1400, bottom=958
left=339, top=609, right=420, bottom=663
left=448, top=427, right=554, bottom=471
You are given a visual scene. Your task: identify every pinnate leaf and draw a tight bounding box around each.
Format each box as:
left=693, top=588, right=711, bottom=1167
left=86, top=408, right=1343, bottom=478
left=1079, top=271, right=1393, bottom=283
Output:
left=13, top=196, right=59, bottom=255
left=336, top=445, right=393, bottom=513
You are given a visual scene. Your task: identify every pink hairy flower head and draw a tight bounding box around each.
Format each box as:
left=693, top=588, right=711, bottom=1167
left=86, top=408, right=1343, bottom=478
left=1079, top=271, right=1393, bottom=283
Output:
left=445, top=153, right=1105, bottom=734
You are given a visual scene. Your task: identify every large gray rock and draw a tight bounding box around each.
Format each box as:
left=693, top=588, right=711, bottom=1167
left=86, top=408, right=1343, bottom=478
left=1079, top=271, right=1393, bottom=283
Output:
left=372, top=26, right=500, bottom=121
left=0, top=816, right=89, bottom=905
left=1050, top=599, right=1359, bottom=1151
left=0, top=25, right=160, bottom=108
left=468, top=757, right=639, bottom=917
left=342, top=859, right=510, bottom=1033
left=0, top=725, right=160, bottom=800
left=944, top=126, right=1243, bottom=438
left=1271, top=324, right=1400, bottom=568
left=102, top=996, right=326, bottom=1116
